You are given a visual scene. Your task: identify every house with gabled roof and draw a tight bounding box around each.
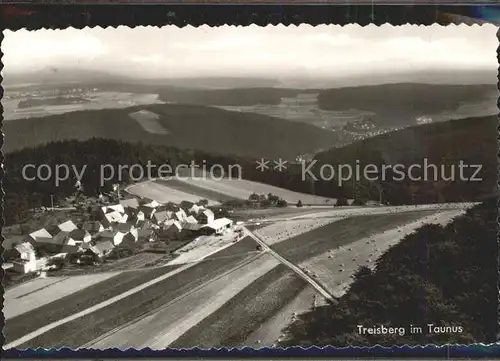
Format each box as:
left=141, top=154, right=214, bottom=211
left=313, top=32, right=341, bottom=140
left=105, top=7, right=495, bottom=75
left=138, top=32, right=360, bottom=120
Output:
left=182, top=222, right=202, bottom=232
left=93, top=229, right=126, bottom=246
left=82, top=221, right=106, bottom=234
left=144, top=200, right=161, bottom=209
left=89, top=240, right=115, bottom=258
left=185, top=215, right=198, bottom=224
left=69, top=228, right=92, bottom=244
left=58, top=220, right=78, bottom=233
left=203, top=217, right=234, bottom=235
left=174, top=209, right=187, bottom=222
left=188, top=204, right=205, bottom=215
left=199, top=209, right=215, bottom=225
left=102, top=204, right=126, bottom=214
left=120, top=198, right=140, bottom=210
left=27, top=228, right=53, bottom=243
left=13, top=242, right=36, bottom=261
left=101, top=210, right=129, bottom=228
left=138, top=224, right=157, bottom=243
left=161, top=220, right=183, bottom=238
left=153, top=211, right=170, bottom=225
left=35, top=232, right=70, bottom=254
left=12, top=244, right=37, bottom=272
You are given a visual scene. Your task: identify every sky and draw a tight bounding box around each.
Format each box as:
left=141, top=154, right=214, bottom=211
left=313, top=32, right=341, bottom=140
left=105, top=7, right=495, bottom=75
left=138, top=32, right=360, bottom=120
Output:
left=2, top=24, right=498, bottom=79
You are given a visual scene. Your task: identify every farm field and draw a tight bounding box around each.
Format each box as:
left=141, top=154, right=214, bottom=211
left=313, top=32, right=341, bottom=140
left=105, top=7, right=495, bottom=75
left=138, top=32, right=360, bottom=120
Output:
left=3, top=92, right=163, bottom=121
left=87, top=253, right=280, bottom=349
left=5, top=266, right=180, bottom=343
left=156, top=179, right=239, bottom=203
left=272, top=210, right=440, bottom=264
left=171, top=264, right=308, bottom=348
left=253, top=217, right=343, bottom=246
left=126, top=181, right=220, bottom=205
left=129, top=110, right=169, bottom=135
left=14, top=252, right=260, bottom=348
left=260, top=203, right=474, bottom=223
left=243, top=285, right=320, bottom=347
left=299, top=209, right=467, bottom=298
left=174, top=177, right=337, bottom=205
left=4, top=272, right=121, bottom=320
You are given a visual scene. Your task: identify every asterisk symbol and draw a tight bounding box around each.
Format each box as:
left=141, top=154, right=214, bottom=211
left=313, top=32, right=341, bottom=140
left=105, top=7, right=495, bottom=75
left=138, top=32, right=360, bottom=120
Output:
left=256, top=158, right=270, bottom=172
left=274, top=158, right=288, bottom=172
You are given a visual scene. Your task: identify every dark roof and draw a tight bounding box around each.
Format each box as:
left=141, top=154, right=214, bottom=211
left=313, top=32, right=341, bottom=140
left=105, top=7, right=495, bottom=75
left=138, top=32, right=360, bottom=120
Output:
left=138, top=226, right=155, bottom=238
left=37, top=234, right=67, bottom=246
left=4, top=235, right=27, bottom=251
left=61, top=245, right=80, bottom=254
left=69, top=229, right=91, bottom=240
left=46, top=225, right=61, bottom=237
left=182, top=222, right=202, bottom=231
left=115, top=223, right=134, bottom=233
left=94, top=229, right=120, bottom=239
left=82, top=221, right=104, bottom=233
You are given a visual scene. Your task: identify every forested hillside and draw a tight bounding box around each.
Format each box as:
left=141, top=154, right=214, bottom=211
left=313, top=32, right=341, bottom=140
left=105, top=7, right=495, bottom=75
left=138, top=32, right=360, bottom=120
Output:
left=317, top=83, right=496, bottom=126
left=3, top=103, right=335, bottom=159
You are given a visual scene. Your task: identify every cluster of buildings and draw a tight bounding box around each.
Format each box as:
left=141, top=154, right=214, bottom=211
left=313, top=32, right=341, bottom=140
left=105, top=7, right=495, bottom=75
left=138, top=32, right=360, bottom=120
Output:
left=5, top=197, right=234, bottom=274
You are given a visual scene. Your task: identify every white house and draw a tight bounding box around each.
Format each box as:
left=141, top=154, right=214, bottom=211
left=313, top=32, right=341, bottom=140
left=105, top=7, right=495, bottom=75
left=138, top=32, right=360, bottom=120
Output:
left=204, top=218, right=233, bottom=235
left=175, top=209, right=188, bottom=222
left=90, top=241, right=115, bottom=258
left=14, top=242, right=36, bottom=261
left=12, top=243, right=39, bottom=274
left=103, top=210, right=129, bottom=225
left=189, top=204, right=205, bottom=215
left=102, top=204, right=126, bottom=214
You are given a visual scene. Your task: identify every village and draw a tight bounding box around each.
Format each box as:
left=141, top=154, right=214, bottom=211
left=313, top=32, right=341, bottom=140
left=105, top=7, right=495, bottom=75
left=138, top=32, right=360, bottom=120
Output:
left=3, top=185, right=237, bottom=279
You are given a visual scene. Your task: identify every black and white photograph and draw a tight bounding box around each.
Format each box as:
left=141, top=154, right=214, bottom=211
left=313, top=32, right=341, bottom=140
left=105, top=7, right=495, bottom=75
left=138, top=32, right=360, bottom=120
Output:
left=1, top=24, right=498, bottom=349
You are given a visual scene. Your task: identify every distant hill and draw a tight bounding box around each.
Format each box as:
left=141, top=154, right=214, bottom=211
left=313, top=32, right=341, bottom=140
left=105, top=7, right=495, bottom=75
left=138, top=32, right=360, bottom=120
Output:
left=3, top=103, right=337, bottom=160
left=317, top=83, right=497, bottom=126
left=159, top=87, right=305, bottom=106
